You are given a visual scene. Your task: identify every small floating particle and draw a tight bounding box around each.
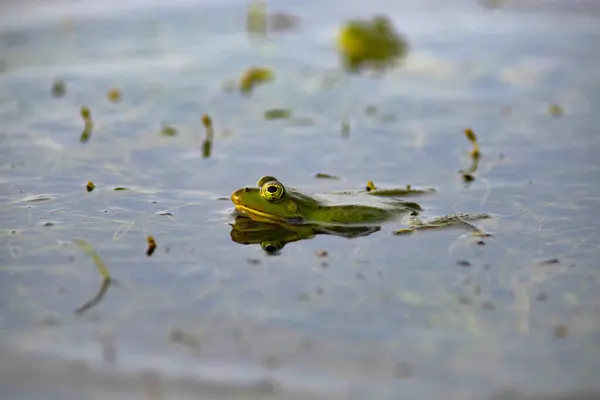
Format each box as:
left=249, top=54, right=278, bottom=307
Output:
left=107, top=88, right=122, bottom=103
left=553, top=324, right=568, bottom=338
left=146, top=236, right=157, bottom=256
left=464, top=128, right=477, bottom=143
left=202, top=114, right=213, bottom=129
left=81, top=106, right=92, bottom=121
left=246, top=258, right=261, bottom=265
left=158, top=211, right=172, bottom=216
left=202, top=139, right=212, bottom=158
left=539, top=258, right=560, bottom=265
left=264, top=108, right=291, bottom=120
left=315, top=173, right=339, bottom=179
left=80, top=106, right=94, bottom=143
left=365, top=105, right=378, bottom=115
left=86, top=181, right=96, bottom=192
left=160, top=125, right=178, bottom=136
left=315, top=249, right=328, bottom=257
left=113, top=187, right=129, bottom=191
left=457, top=295, right=472, bottom=305
left=201, top=114, right=214, bottom=158
left=240, top=66, right=274, bottom=95
left=51, top=79, right=66, bottom=97
left=464, top=128, right=480, bottom=159
left=462, top=173, right=475, bottom=183
left=297, top=292, right=311, bottom=301
left=341, top=119, right=350, bottom=137
left=457, top=260, right=471, bottom=267
left=548, top=104, right=564, bottom=117
left=169, top=328, right=200, bottom=348
left=481, top=301, right=495, bottom=310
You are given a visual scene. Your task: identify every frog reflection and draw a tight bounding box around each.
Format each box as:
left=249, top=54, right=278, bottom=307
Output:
left=230, top=215, right=380, bottom=254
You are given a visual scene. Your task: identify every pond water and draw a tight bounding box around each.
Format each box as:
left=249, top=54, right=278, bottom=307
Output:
left=1, top=0, right=599, bottom=399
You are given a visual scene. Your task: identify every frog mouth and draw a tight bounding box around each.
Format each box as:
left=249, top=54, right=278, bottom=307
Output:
left=234, top=205, right=286, bottom=224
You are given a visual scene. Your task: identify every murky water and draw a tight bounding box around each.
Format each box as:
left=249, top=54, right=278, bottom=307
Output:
left=1, top=0, right=600, bottom=398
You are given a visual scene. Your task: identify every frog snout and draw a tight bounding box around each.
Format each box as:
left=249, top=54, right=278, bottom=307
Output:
left=231, top=188, right=249, bottom=204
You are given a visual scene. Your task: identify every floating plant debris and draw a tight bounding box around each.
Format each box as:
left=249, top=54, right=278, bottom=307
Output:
left=51, top=79, right=66, bottom=97
left=459, top=128, right=481, bottom=183
left=160, top=125, right=178, bottom=136
left=315, top=173, right=339, bottom=179
left=264, top=108, right=292, bottom=120
left=80, top=106, right=94, bottom=143
left=239, top=67, right=275, bottom=95
left=548, top=104, right=564, bottom=117
left=202, top=113, right=214, bottom=158
left=107, top=88, right=122, bottom=103
left=341, top=119, right=350, bottom=137
left=146, top=236, right=157, bottom=256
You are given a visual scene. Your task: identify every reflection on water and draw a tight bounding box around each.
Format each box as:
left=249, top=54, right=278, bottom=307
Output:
left=230, top=215, right=381, bottom=254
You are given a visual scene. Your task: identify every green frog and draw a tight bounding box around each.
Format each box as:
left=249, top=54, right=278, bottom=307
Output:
left=230, top=176, right=491, bottom=235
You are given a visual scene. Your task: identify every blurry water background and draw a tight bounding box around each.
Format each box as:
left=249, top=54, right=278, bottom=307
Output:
left=1, top=0, right=599, bottom=398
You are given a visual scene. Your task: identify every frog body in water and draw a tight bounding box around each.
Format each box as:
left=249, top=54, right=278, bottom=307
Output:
left=230, top=176, right=491, bottom=235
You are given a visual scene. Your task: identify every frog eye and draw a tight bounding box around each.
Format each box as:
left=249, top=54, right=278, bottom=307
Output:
left=257, top=176, right=279, bottom=187
left=261, top=241, right=283, bottom=254
left=260, top=181, right=285, bottom=202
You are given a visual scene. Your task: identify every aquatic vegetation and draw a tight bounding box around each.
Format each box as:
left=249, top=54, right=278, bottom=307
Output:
left=73, top=239, right=113, bottom=315
left=202, top=113, right=213, bottom=158
left=364, top=181, right=436, bottom=197
left=459, top=128, right=482, bottom=184
left=264, top=108, right=292, bottom=120
left=146, top=236, right=157, bottom=256
left=315, top=173, right=339, bottom=180
left=107, top=88, right=122, bottom=103
left=160, top=124, right=178, bottom=136
left=86, top=181, right=96, bottom=192
left=51, top=79, right=66, bottom=97
left=337, top=15, right=409, bottom=72
left=113, top=187, right=130, bottom=191
left=548, top=104, right=564, bottom=117
left=239, top=66, right=275, bottom=94
left=341, top=119, right=350, bottom=137
left=79, top=106, right=94, bottom=143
